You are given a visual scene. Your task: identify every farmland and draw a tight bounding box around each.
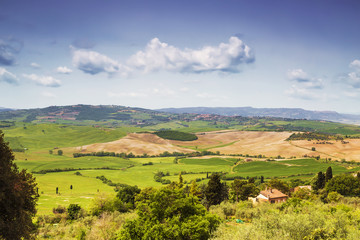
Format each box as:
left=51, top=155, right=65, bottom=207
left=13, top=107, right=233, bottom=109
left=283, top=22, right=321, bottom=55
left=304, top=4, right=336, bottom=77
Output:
left=2, top=105, right=360, bottom=215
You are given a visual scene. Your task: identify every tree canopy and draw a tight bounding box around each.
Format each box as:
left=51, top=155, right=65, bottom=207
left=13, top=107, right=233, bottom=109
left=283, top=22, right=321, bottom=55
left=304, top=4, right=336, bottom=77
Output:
left=117, top=187, right=220, bottom=240
left=0, top=131, right=38, bottom=240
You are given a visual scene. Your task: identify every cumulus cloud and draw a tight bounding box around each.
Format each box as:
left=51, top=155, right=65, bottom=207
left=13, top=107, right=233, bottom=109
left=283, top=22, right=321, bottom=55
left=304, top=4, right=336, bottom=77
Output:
left=72, top=49, right=130, bottom=77
left=287, top=69, right=324, bottom=89
left=128, top=36, right=254, bottom=73
left=30, top=62, right=40, bottom=68
left=340, top=59, right=360, bottom=89
left=0, top=38, right=23, bottom=66
left=56, top=66, right=72, bottom=74
left=23, top=74, right=61, bottom=87
left=0, top=67, right=18, bottom=85
left=350, top=59, right=360, bottom=70
left=72, top=36, right=254, bottom=77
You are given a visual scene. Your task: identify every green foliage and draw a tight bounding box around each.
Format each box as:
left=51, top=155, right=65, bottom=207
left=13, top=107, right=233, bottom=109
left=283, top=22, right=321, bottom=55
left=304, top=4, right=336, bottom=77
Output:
left=212, top=200, right=360, bottom=240
left=90, top=193, right=128, bottom=216
left=313, top=171, right=326, bottom=191
left=117, top=188, right=221, bottom=240
left=57, top=149, right=63, bottom=155
left=231, top=179, right=259, bottom=202
left=205, top=174, right=228, bottom=209
left=154, top=130, right=198, bottom=141
left=116, top=185, right=141, bottom=209
left=67, top=204, right=82, bottom=220
left=267, top=178, right=290, bottom=194
left=325, top=166, right=333, bottom=182
left=0, top=131, right=38, bottom=240
left=287, top=132, right=343, bottom=141
left=325, top=174, right=360, bottom=196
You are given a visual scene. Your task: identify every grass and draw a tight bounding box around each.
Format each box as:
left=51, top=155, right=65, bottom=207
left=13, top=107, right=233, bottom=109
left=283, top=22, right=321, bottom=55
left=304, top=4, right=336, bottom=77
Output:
left=3, top=122, right=360, bottom=215
left=35, top=171, right=115, bottom=215
left=230, top=158, right=360, bottom=178
left=2, top=124, right=140, bottom=150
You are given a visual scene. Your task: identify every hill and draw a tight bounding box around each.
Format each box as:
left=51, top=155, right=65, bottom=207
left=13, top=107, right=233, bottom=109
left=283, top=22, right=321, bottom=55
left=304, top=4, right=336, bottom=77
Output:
left=157, top=107, right=360, bottom=125
left=0, top=107, right=14, bottom=112
left=1, top=104, right=360, bottom=137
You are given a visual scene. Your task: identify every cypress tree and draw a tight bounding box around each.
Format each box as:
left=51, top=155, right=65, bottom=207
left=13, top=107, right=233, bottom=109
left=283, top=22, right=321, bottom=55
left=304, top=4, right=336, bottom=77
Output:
left=315, top=171, right=326, bottom=190
left=325, top=167, right=333, bottom=182
left=205, top=173, right=224, bottom=209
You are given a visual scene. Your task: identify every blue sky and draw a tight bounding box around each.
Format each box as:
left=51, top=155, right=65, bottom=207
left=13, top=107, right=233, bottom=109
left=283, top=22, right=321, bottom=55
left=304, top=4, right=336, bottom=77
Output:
left=1, top=0, right=360, bottom=113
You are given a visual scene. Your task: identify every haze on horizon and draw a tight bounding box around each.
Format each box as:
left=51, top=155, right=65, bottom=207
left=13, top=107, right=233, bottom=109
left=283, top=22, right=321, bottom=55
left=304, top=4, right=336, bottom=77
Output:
left=1, top=0, right=360, bottom=114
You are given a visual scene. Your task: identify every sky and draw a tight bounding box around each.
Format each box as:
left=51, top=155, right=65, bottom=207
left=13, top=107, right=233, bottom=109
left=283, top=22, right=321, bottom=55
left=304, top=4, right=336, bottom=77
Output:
left=1, top=0, right=360, bottom=113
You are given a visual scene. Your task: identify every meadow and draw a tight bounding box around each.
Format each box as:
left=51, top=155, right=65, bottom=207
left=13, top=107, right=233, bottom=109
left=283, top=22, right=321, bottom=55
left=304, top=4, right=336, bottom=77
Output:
left=2, top=122, right=360, bottom=215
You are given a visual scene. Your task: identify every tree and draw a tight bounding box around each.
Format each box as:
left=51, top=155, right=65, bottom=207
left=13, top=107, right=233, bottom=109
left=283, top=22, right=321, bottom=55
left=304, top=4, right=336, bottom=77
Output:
left=116, top=185, right=141, bottom=209
left=117, top=188, right=220, bottom=240
left=268, top=178, right=290, bottom=194
left=325, top=174, right=360, bottom=196
left=57, top=149, right=63, bottom=156
left=325, top=166, right=333, bottom=182
left=0, top=131, right=38, bottom=240
left=231, top=179, right=258, bottom=202
left=313, top=171, right=326, bottom=191
left=204, top=173, right=228, bottom=209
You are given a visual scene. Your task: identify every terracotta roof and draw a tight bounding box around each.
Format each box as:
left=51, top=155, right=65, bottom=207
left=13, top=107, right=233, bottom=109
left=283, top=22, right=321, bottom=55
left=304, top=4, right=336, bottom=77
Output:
left=260, top=188, right=288, bottom=199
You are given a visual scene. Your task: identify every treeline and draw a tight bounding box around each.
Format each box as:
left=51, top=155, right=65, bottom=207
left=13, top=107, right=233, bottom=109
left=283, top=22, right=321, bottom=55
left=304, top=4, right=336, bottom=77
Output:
left=154, top=130, right=198, bottom=141
left=73, top=150, right=221, bottom=158
left=95, top=175, right=130, bottom=190
left=287, top=132, right=343, bottom=141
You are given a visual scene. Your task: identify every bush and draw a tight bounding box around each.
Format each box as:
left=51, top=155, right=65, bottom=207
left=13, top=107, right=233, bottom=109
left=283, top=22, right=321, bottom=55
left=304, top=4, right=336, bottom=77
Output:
left=67, top=204, right=82, bottom=220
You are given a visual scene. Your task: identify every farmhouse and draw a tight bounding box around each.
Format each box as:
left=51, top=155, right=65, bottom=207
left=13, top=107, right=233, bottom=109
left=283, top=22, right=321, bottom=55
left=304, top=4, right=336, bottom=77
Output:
left=254, top=188, right=288, bottom=203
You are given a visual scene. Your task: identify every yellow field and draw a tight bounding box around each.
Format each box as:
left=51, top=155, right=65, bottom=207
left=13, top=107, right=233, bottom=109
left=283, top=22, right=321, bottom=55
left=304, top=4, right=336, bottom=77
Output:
left=69, top=131, right=360, bottom=161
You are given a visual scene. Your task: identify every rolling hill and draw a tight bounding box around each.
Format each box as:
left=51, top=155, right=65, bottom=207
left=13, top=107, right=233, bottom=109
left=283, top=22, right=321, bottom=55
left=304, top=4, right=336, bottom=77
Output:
left=157, top=107, right=360, bottom=125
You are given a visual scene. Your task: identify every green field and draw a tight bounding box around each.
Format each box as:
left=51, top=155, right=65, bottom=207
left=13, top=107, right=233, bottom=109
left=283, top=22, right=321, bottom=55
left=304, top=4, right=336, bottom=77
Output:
left=230, top=159, right=359, bottom=178
left=2, top=118, right=360, bottom=215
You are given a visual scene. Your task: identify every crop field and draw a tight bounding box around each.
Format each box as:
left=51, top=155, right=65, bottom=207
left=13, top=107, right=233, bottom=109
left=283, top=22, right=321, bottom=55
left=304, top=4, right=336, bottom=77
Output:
left=230, top=158, right=360, bottom=178
left=3, top=122, right=360, bottom=215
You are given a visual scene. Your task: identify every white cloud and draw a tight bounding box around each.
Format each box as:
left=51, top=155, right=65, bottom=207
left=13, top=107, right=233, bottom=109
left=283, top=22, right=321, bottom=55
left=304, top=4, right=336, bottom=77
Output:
left=56, top=66, right=73, bottom=74
left=73, top=36, right=254, bottom=77
left=287, top=69, right=324, bottom=89
left=23, top=74, right=61, bottom=87
left=72, top=48, right=130, bottom=77
left=345, top=72, right=360, bottom=88
left=340, top=59, right=360, bottom=89
left=128, top=36, right=254, bottom=73
left=41, top=91, right=57, bottom=98
left=350, top=59, right=360, bottom=70
left=0, top=67, right=18, bottom=85
left=30, top=62, right=40, bottom=68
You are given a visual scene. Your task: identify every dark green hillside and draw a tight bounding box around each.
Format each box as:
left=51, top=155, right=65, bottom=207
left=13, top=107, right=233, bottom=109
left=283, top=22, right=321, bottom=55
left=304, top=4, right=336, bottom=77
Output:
left=154, top=130, right=198, bottom=141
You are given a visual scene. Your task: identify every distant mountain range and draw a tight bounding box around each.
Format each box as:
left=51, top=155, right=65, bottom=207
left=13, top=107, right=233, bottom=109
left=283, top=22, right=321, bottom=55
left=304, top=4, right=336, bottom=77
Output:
left=0, top=107, right=13, bottom=112
left=156, top=107, right=360, bottom=125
